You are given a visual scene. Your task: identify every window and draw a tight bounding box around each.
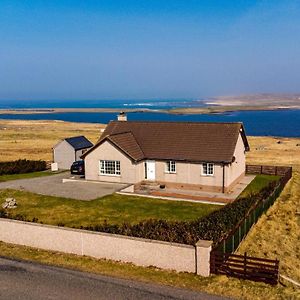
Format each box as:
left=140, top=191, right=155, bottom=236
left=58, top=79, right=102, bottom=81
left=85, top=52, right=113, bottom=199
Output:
left=202, top=163, right=214, bottom=176
left=166, top=161, right=176, bottom=173
left=100, top=160, right=120, bottom=175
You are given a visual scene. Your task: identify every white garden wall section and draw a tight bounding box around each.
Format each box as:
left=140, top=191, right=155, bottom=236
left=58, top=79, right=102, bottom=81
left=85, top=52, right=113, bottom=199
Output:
left=0, top=218, right=212, bottom=275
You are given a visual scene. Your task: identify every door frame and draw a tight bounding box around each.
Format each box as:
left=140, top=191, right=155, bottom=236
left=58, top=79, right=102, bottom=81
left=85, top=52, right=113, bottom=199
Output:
left=145, top=160, right=156, bottom=180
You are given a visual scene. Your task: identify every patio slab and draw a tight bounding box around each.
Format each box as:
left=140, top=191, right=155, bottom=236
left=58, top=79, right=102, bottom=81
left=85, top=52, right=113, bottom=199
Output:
left=134, top=175, right=255, bottom=204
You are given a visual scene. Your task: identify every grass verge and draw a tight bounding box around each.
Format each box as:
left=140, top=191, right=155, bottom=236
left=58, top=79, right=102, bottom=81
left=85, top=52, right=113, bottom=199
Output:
left=0, top=241, right=298, bottom=300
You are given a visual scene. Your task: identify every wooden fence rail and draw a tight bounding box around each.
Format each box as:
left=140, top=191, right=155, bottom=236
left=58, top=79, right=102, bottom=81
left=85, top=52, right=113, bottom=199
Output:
left=210, top=251, right=279, bottom=285
left=246, top=164, right=292, bottom=177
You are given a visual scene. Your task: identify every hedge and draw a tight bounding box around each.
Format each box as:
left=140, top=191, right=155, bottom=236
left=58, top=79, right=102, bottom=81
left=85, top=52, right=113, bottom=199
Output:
left=0, top=159, right=47, bottom=175
left=78, top=181, right=277, bottom=246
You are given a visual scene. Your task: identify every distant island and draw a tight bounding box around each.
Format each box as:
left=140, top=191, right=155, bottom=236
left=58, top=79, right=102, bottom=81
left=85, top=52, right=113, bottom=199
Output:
left=0, top=93, right=299, bottom=115
left=169, top=93, right=300, bottom=114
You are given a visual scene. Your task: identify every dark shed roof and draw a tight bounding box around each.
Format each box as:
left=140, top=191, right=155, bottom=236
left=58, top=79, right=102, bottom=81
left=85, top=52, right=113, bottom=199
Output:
left=82, top=121, right=249, bottom=163
left=65, top=136, right=93, bottom=151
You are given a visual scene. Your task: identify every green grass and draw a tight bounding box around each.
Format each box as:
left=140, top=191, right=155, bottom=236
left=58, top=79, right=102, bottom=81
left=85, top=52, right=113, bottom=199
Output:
left=0, top=189, right=220, bottom=227
left=0, top=241, right=297, bottom=300
left=238, top=174, right=280, bottom=198
left=0, top=170, right=63, bottom=182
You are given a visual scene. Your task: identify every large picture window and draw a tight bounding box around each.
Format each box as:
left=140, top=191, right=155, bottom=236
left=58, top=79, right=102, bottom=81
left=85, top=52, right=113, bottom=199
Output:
left=166, top=161, right=176, bottom=173
left=100, top=160, right=120, bottom=175
left=202, top=163, right=214, bottom=176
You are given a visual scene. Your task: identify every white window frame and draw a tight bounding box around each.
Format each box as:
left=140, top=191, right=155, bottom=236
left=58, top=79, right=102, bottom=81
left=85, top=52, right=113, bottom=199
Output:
left=165, top=161, right=176, bottom=174
left=99, top=160, right=121, bottom=176
left=202, top=163, right=214, bottom=176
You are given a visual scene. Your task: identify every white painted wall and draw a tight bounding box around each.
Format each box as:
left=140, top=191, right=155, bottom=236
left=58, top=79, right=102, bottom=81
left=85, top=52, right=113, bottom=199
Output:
left=53, top=140, right=75, bottom=170
left=155, top=161, right=224, bottom=187
left=84, top=135, right=246, bottom=190
left=225, top=133, right=246, bottom=187
left=84, top=140, right=144, bottom=183
left=0, top=218, right=196, bottom=273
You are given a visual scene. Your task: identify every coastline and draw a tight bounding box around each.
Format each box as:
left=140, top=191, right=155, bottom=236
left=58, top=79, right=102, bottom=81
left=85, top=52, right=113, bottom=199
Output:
left=0, top=104, right=300, bottom=115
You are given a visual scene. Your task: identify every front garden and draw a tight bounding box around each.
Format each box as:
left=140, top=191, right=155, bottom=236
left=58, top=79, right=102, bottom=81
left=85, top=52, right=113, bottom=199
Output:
left=0, top=174, right=280, bottom=246
left=0, top=189, right=220, bottom=226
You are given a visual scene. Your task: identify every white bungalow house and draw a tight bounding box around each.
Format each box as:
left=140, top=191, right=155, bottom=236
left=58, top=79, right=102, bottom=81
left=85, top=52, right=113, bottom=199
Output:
left=82, top=114, right=249, bottom=193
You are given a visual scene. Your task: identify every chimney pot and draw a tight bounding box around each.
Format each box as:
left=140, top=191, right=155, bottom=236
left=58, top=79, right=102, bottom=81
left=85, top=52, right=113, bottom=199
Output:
left=117, top=112, right=127, bottom=121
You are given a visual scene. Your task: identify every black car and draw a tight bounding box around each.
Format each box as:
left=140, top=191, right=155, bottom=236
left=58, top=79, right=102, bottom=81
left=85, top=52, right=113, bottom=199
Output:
left=70, top=160, right=85, bottom=175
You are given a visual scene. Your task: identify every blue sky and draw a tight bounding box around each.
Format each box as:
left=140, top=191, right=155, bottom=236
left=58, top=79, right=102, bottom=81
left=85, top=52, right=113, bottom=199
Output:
left=0, top=0, right=300, bottom=100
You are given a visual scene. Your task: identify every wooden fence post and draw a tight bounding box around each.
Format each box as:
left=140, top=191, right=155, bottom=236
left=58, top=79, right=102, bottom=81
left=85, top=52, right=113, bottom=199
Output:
left=244, top=252, right=247, bottom=280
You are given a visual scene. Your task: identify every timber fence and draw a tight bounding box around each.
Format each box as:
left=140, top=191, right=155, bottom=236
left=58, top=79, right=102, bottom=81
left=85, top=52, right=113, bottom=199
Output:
left=210, top=165, right=292, bottom=285
left=213, top=165, right=292, bottom=254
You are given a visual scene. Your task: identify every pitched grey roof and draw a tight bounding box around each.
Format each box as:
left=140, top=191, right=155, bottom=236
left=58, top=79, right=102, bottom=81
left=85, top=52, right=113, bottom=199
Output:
left=65, top=136, right=93, bottom=150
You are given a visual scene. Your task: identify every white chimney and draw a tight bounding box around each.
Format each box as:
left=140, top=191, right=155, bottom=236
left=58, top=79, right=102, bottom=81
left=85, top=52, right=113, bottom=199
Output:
left=117, top=112, right=127, bottom=121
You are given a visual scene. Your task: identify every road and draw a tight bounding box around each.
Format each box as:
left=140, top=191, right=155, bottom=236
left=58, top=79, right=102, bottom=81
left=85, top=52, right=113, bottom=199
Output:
left=0, top=257, right=230, bottom=300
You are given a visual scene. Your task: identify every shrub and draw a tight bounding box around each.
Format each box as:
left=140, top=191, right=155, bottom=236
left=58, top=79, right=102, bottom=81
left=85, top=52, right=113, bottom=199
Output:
left=80, top=181, right=279, bottom=246
left=0, top=159, right=47, bottom=175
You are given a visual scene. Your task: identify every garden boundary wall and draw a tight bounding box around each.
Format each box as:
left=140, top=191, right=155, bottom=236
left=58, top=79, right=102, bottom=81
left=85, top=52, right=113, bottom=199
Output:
left=0, top=218, right=212, bottom=276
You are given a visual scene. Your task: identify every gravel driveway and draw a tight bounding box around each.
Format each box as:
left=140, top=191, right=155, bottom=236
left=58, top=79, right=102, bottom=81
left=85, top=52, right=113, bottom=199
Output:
left=0, top=173, right=128, bottom=200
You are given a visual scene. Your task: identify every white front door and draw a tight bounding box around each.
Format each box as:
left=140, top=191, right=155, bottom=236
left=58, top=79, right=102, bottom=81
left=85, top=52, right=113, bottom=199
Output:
left=146, top=161, right=156, bottom=180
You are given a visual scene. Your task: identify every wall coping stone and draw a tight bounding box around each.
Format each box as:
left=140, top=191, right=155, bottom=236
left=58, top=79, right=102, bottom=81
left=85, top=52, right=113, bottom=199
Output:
left=196, top=240, right=213, bottom=248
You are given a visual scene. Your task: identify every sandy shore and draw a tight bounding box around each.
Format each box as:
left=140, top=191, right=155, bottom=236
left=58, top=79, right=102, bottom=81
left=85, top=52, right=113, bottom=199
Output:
left=1, top=104, right=299, bottom=116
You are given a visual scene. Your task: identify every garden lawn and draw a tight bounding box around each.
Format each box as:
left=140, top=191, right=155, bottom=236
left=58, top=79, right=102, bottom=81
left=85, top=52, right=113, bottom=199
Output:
left=0, top=189, right=220, bottom=227
left=238, top=174, right=280, bottom=198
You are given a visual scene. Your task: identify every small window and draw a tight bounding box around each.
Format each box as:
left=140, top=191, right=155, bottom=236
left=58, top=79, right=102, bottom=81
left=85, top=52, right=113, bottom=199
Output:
left=100, top=160, right=120, bottom=176
left=202, top=163, right=214, bottom=176
left=166, top=161, right=176, bottom=173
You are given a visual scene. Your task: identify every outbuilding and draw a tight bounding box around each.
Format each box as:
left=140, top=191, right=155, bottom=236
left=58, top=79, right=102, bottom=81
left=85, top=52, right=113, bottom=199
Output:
left=53, top=136, right=93, bottom=170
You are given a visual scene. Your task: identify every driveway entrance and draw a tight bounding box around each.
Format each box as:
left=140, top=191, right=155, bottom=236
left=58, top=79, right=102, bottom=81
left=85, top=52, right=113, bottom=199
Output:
left=0, top=173, right=128, bottom=200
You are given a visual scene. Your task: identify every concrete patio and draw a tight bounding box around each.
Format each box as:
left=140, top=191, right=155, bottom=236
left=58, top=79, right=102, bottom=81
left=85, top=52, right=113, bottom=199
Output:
left=132, top=175, right=255, bottom=204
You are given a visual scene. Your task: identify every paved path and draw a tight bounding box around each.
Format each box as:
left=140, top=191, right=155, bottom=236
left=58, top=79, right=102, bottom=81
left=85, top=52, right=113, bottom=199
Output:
left=0, top=173, right=127, bottom=200
left=0, top=257, right=230, bottom=300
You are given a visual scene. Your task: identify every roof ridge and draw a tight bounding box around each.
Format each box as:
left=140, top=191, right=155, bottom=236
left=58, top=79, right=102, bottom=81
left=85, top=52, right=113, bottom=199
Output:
left=65, top=135, right=85, bottom=140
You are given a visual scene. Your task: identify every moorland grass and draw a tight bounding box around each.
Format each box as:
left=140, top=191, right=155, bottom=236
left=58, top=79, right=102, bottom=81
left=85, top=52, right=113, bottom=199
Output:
left=237, top=171, right=300, bottom=283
